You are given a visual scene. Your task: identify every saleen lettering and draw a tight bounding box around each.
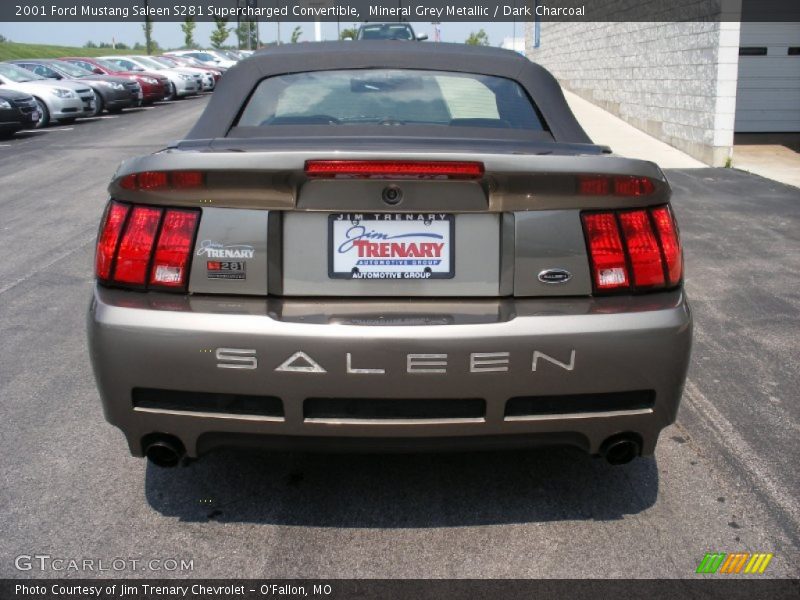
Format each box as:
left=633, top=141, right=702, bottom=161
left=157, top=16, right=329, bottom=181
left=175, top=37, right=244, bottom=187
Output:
left=216, top=349, right=576, bottom=374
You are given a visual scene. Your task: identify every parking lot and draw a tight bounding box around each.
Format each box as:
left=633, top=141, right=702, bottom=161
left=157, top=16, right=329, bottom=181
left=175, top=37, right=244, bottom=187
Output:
left=0, top=96, right=798, bottom=578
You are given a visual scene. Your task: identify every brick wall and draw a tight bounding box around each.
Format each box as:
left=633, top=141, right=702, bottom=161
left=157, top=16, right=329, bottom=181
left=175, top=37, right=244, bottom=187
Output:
left=526, top=19, right=742, bottom=166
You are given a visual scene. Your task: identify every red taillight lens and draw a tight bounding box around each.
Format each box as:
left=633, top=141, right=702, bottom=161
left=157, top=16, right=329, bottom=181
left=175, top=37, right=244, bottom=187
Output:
left=136, top=171, right=169, bottom=190
left=613, top=176, right=655, bottom=196
left=651, top=206, right=682, bottom=285
left=618, top=210, right=665, bottom=288
left=305, top=160, right=485, bottom=179
left=170, top=170, right=204, bottom=188
left=582, top=205, right=683, bottom=293
left=113, top=206, right=162, bottom=284
left=117, top=170, right=205, bottom=191
left=578, top=176, right=611, bottom=195
left=581, top=212, right=629, bottom=290
left=578, top=175, right=656, bottom=196
left=95, top=201, right=129, bottom=280
left=149, top=210, right=200, bottom=288
left=95, top=201, right=200, bottom=291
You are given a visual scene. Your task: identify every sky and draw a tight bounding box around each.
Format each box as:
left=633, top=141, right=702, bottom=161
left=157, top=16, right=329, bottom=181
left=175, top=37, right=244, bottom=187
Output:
left=0, top=20, right=526, bottom=48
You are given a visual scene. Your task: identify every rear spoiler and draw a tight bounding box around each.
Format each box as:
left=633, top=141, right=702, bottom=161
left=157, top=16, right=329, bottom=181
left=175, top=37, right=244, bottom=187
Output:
left=109, top=150, right=669, bottom=212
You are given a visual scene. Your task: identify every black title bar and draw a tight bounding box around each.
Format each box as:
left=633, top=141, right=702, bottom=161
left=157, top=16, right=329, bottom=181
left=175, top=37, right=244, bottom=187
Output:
left=2, top=579, right=800, bottom=600
left=4, top=0, right=800, bottom=22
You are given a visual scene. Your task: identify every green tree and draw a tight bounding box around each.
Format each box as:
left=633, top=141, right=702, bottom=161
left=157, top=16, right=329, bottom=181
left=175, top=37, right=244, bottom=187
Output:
left=290, top=26, right=303, bottom=43
left=339, top=27, right=358, bottom=40
left=84, top=40, right=98, bottom=48
left=142, top=16, right=155, bottom=54
left=236, top=19, right=258, bottom=49
left=210, top=16, right=230, bottom=49
left=465, top=29, right=489, bottom=46
left=181, top=16, right=196, bottom=49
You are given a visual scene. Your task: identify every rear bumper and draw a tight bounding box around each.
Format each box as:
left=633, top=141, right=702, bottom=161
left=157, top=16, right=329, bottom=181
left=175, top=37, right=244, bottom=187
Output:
left=88, top=286, right=692, bottom=458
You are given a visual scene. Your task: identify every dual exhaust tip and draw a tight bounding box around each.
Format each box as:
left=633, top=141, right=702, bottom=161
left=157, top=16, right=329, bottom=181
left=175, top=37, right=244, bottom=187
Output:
left=142, top=432, right=643, bottom=467
left=143, top=435, right=185, bottom=468
left=600, top=434, right=642, bottom=465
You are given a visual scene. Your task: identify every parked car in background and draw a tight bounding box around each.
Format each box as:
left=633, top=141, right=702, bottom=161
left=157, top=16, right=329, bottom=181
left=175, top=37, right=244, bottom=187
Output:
left=0, top=62, right=92, bottom=127
left=356, top=22, right=428, bottom=41
left=61, top=57, right=168, bottom=105
left=0, top=88, right=39, bottom=136
left=166, top=49, right=236, bottom=69
left=146, top=56, right=215, bottom=91
left=161, top=54, right=224, bottom=82
left=10, top=59, right=140, bottom=116
left=213, top=49, right=245, bottom=63
left=100, top=56, right=199, bottom=100
left=88, top=43, right=691, bottom=468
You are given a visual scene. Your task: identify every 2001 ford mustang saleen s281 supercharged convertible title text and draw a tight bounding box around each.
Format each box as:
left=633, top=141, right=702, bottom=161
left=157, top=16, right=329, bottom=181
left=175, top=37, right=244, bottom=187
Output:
left=87, top=42, right=692, bottom=468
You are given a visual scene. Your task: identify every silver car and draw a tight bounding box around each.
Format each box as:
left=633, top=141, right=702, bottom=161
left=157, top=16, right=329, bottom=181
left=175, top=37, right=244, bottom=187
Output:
left=0, top=62, right=93, bottom=127
left=88, top=43, right=692, bottom=468
left=147, top=55, right=215, bottom=91
left=100, top=56, right=199, bottom=99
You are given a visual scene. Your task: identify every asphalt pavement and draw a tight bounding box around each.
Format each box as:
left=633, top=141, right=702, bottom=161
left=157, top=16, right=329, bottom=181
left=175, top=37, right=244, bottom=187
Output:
left=0, top=99, right=798, bottom=579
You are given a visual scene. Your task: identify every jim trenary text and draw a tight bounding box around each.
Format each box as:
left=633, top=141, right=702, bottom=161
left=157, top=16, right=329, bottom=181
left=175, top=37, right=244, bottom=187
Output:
left=15, top=583, right=334, bottom=597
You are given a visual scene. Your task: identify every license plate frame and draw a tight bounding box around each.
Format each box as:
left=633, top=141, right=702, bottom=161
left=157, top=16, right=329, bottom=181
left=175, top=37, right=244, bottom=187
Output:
left=328, top=213, right=455, bottom=280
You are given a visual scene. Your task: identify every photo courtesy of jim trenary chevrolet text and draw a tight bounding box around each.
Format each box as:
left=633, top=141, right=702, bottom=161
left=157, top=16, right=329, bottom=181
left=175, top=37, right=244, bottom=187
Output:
left=0, top=0, right=798, bottom=598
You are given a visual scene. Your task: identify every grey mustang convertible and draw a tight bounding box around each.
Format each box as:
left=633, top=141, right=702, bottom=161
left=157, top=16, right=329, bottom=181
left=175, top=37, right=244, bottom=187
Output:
left=88, top=42, right=692, bottom=467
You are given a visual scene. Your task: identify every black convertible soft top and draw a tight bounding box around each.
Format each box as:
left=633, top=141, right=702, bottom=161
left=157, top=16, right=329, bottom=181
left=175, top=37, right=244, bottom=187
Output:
left=187, top=41, right=591, bottom=144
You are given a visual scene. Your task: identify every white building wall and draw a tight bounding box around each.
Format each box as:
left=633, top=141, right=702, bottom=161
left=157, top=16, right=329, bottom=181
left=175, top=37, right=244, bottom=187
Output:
left=526, top=20, right=741, bottom=166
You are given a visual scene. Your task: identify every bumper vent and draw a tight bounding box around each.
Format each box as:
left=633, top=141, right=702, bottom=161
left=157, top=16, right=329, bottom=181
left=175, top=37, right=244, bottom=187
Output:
left=505, top=390, right=655, bottom=417
left=133, top=388, right=283, bottom=417
left=304, top=397, right=485, bottom=421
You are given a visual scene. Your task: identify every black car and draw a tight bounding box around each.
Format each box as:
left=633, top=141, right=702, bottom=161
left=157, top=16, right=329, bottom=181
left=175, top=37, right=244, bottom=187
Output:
left=0, top=88, right=39, bottom=137
left=10, top=59, right=142, bottom=116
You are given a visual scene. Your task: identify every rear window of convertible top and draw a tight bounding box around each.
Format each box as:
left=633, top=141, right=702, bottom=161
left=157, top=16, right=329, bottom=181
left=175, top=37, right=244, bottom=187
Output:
left=234, top=69, right=547, bottom=131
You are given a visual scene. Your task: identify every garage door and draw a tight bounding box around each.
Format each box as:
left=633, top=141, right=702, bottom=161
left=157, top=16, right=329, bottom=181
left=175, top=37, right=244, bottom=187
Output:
left=735, top=22, right=800, bottom=132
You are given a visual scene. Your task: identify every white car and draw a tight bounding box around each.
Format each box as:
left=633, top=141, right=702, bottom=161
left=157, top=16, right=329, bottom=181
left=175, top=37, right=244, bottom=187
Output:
left=0, top=62, right=93, bottom=127
left=148, top=56, right=215, bottom=91
left=100, top=56, right=199, bottom=100
left=166, top=50, right=237, bottom=69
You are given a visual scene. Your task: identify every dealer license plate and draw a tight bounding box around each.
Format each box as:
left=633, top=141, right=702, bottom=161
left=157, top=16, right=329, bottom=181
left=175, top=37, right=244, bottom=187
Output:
left=329, top=213, right=454, bottom=280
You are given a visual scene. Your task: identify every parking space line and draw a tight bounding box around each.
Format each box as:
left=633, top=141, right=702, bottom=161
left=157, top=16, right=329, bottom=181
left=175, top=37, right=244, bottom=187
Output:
left=684, top=380, right=800, bottom=526
left=16, top=127, right=74, bottom=134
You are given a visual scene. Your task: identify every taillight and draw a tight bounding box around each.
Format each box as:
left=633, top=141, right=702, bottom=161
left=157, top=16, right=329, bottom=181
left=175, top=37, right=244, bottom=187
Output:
left=651, top=206, right=682, bottom=285
left=618, top=210, right=664, bottom=288
left=114, top=206, right=162, bottom=284
left=578, top=175, right=656, bottom=196
left=582, top=205, right=683, bottom=294
left=149, top=210, right=199, bottom=288
left=95, top=201, right=129, bottom=280
left=119, top=170, right=205, bottom=191
left=305, top=160, right=485, bottom=179
left=94, top=201, right=200, bottom=291
left=581, top=212, right=629, bottom=290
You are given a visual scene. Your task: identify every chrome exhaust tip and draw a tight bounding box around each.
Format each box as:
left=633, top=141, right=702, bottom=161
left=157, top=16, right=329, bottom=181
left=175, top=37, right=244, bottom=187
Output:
left=601, top=434, right=642, bottom=465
